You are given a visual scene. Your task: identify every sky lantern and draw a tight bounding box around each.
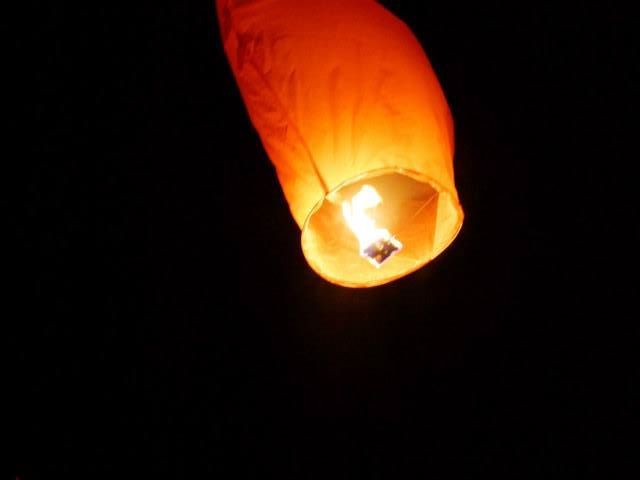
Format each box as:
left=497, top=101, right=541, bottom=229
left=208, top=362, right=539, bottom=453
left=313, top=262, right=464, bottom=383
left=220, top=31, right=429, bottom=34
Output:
left=216, top=0, right=464, bottom=287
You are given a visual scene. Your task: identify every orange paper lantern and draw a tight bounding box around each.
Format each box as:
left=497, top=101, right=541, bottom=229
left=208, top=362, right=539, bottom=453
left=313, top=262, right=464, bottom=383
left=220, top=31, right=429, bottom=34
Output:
left=217, top=0, right=464, bottom=287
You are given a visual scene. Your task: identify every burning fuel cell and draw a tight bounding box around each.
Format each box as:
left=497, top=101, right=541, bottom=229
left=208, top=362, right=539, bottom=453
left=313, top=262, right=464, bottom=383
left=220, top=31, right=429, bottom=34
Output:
left=342, top=185, right=403, bottom=267
left=363, top=236, right=402, bottom=267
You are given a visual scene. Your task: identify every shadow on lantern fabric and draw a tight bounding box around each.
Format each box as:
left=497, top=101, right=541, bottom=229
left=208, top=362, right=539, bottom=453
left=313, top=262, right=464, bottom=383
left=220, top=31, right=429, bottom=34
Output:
left=216, top=0, right=464, bottom=287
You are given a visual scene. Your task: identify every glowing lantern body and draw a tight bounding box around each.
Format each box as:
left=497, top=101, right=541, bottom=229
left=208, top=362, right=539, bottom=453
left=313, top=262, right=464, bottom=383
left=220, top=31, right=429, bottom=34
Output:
left=217, top=0, right=464, bottom=287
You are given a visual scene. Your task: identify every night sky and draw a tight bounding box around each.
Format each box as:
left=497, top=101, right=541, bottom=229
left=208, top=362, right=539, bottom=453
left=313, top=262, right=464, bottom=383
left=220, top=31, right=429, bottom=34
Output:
left=16, top=1, right=637, bottom=477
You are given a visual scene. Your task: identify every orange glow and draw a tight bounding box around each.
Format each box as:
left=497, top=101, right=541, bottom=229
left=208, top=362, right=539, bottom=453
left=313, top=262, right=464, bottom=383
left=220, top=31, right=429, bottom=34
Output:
left=216, top=0, right=464, bottom=287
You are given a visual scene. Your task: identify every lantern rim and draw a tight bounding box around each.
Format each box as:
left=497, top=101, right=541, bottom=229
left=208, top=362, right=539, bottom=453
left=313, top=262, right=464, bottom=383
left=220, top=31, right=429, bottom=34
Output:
left=300, top=167, right=464, bottom=288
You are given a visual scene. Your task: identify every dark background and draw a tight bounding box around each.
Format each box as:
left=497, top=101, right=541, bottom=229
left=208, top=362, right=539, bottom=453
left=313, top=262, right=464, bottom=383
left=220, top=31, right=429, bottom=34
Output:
left=16, top=0, right=637, bottom=477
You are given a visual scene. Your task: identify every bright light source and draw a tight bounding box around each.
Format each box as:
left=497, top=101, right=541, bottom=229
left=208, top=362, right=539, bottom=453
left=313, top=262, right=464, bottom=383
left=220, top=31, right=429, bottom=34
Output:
left=342, top=185, right=403, bottom=267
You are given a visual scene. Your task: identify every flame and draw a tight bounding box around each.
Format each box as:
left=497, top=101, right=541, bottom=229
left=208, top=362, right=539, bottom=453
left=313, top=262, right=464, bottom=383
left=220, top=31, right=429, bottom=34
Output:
left=342, top=185, right=402, bottom=267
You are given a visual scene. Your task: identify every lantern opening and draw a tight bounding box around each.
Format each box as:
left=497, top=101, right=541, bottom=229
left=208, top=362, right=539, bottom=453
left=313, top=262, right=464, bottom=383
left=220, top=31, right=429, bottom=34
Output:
left=301, top=168, right=463, bottom=288
left=342, top=185, right=403, bottom=267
